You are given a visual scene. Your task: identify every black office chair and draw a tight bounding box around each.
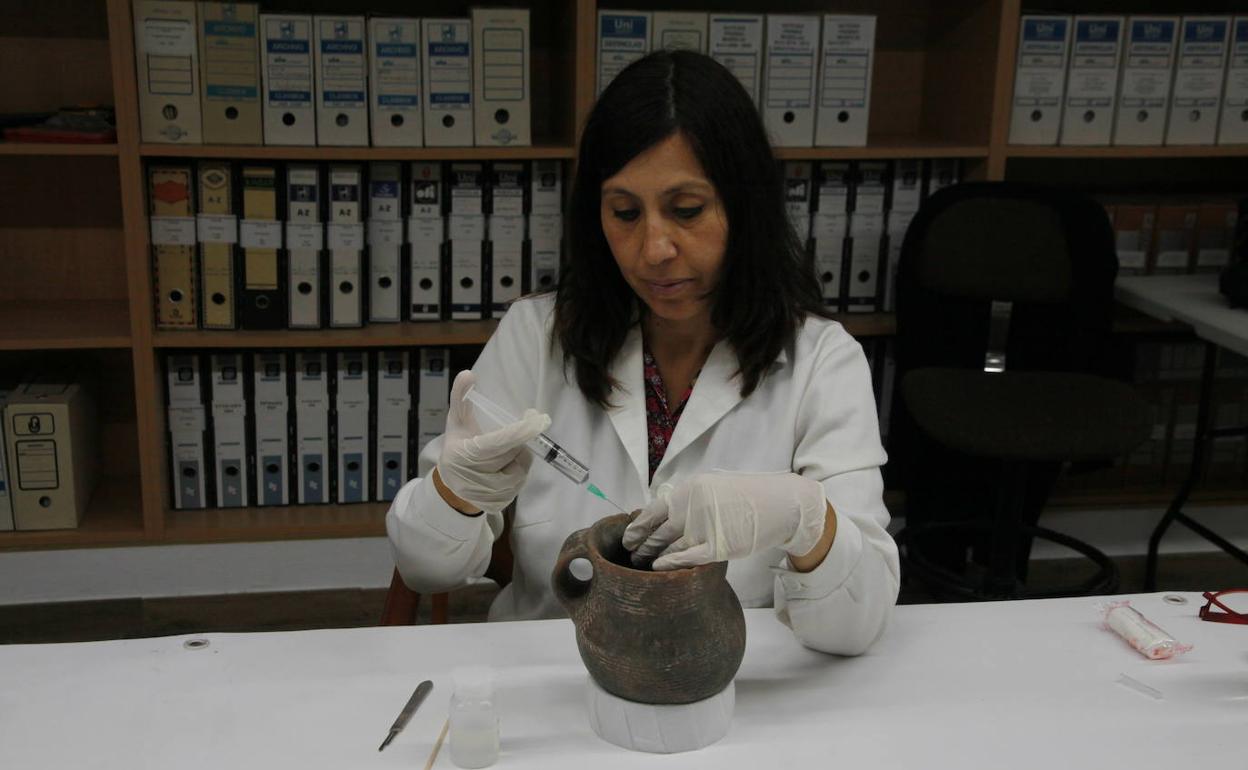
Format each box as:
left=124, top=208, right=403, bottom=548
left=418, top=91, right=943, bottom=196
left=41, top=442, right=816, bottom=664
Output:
left=891, top=182, right=1149, bottom=600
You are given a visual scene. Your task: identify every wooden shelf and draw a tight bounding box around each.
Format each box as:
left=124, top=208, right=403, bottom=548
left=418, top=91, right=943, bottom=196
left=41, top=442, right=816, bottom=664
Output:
left=1007, top=144, right=1248, bottom=160
left=0, top=477, right=145, bottom=550
left=0, top=300, right=131, bottom=350
left=140, top=143, right=578, bottom=161
left=153, top=320, right=499, bottom=349
left=775, top=137, right=990, bottom=161
left=835, top=313, right=897, bottom=337
left=0, top=143, right=118, bottom=157
left=163, top=501, right=388, bottom=544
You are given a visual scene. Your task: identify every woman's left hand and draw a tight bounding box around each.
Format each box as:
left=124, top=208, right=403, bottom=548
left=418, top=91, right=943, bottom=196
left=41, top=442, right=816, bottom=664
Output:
left=622, top=471, right=828, bottom=571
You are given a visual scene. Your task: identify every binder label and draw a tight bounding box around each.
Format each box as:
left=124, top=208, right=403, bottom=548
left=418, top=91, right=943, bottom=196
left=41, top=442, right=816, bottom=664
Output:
left=240, top=219, right=282, bottom=249
left=196, top=214, right=238, bottom=244
left=368, top=219, right=403, bottom=248
left=286, top=222, right=324, bottom=251
left=328, top=222, right=365, bottom=251
left=151, top=216, right=198, bottom=246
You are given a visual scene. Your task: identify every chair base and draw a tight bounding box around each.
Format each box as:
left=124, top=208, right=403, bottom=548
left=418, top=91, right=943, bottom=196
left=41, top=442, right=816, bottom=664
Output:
left=897, top=521, right=1119, bottom=600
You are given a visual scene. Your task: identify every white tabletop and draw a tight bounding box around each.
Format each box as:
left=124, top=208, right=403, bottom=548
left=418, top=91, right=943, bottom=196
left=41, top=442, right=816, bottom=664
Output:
left=1116, top=274, right=1248, bottom=358
left=1, top=593, right=1243, bottom=770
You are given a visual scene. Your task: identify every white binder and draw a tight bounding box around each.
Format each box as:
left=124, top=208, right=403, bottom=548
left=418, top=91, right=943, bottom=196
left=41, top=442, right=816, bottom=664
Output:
left=368, top=162, right=404, bottom=323
left=815, top=15, right=875, bottom=146
left=473, top=8, right=532, bottom=146
left=762, top=15, right=820, bottom=147
left=374, top=350, right=412, bottom=502
left=209, top=353, right=249, bottom=508
left=652, top=12, right=707, bottom=53
left=925, top=158, right=961, bottom=196
left=813, top=162, right=850, bottom=311
left=166, top=354, right=207, bottom=510
left=1060, top=16, right=1124, bottom=145
left=260, top=13, right=316, bottom=145
left=313, top=15, right=368, bottom=146
left=1218, top=18, right=1248, bottom=144
left=489, top=162, right=526, bottom=316
left=709, top=14, right=764, bottom=104
left=252, top=352, right=290, bottom=506
left=882, top=160, right=921, bottom=313
left=1166, top=16, right=1230, bottom=146
left=846, top=161, right=886, bottom=313
left=0, top=388, right=12, bottom=530
left=529, top=160, right=563, bottom=293
left=134, top=0, right=203, bottom=143
left=294, top=352, right=330, bottom=504
left=1113, top=17, right=1179, bottom=146
left=197, top=1, right=262, bottom=145
left=449, top=163, right=486, bottom=320
left=783, top=161, right=814, bottom=254
left=334, top=351, right=370, bottom=504
left=409, top=162, right=445, bottom=320
left=368, top=17, right=423, bottom=147
left=597, top=11, right=651, bottom=96
left=286, top=164, right=323, bottom=329
left=327, top=164, right=364, bottom=327
left=417, top=349, right=451, bottom=460
left=1009, top=15, right=1072, bottom=145
left=422, top=18, right=474, bottom=146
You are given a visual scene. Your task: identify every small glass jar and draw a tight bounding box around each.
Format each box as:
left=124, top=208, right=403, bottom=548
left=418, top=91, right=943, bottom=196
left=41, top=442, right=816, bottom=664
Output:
left=449, top=666, right=499, bottom=769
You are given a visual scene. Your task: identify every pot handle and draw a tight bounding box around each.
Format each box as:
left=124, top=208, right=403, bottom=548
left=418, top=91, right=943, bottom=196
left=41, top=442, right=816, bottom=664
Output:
left=551, top=528, right=592, bottom=620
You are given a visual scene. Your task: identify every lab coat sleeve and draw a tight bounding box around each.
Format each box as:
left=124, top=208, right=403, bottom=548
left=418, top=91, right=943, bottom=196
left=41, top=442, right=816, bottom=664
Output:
left=385, top=298, right=550, bottom=593
left=774, top=326, right=900, bottom=655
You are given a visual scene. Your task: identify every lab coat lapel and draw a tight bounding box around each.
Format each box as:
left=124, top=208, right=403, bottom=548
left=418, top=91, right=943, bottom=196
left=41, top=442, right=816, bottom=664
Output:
left=655, top=339, right=743, bottom=477
left=606, top=325, right=648, bottom=493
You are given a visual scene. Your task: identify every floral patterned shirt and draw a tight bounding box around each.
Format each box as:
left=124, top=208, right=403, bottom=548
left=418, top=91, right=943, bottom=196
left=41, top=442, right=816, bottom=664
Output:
left=643, top=347, right=697, bottom=481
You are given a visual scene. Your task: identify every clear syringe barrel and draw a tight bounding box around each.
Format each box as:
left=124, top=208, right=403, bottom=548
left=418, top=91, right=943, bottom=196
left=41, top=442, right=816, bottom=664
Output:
left=463, top=386, right=590, bottom=485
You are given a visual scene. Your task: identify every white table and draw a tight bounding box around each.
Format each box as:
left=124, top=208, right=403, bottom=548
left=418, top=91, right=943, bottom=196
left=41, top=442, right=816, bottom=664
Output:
left=1, top=595, right=1242, bottom=769
left=1115, top=274, right=1248, bottom=587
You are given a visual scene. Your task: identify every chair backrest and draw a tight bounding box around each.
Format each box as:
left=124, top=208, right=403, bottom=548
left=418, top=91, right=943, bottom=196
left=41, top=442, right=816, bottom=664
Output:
left=895, top=182, right=1118, bottom=376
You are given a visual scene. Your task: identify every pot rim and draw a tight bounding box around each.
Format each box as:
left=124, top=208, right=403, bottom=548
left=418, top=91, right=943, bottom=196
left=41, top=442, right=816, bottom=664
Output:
left=584, top=513, right=725, bottom=581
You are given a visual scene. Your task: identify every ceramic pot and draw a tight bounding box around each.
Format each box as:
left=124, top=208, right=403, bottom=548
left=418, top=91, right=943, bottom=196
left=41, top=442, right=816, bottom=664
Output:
left=551, top=513, right=746, bottom=705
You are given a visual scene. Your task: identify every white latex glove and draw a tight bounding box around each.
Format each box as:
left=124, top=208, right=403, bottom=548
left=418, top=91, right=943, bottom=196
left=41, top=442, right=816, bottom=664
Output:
left=437, top=370, right=551, bottom=513
left=622, top=471, right=827, bottom=571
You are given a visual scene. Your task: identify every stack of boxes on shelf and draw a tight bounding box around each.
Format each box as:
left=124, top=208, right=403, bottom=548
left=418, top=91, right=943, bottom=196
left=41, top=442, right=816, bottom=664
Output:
left=1103, top=197, right=1242, bottom=276
left=162, top=348, right=453, bottom=511
left=598, top=10, right=876, bottom=146
left=1010, top=13, right=1248, bottom=146
left=132, top=1, right=532, bottom=147
left=146, top=160, right=563, bottom=329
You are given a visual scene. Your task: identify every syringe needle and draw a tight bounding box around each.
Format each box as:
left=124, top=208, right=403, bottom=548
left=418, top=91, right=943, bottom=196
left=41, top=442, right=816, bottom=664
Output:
left=587, top=483, right=628, bottom=514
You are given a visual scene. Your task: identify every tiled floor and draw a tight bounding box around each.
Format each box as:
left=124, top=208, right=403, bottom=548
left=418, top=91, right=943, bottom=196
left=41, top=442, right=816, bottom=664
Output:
left=1, top=552, right=1243, bottom=645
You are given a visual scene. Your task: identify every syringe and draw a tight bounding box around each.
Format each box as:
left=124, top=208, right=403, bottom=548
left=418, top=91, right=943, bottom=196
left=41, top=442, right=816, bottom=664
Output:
left=463, top=385, right=627, bottom=513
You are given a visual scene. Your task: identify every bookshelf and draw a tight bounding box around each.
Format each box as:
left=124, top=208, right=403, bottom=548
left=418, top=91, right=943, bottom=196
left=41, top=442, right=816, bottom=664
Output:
left=0, top=0, right=1242, bottom=551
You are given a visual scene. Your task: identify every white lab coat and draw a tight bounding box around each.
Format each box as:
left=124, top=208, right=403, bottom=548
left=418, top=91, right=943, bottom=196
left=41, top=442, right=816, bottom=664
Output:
left=387, top=295, right=900, bottom=655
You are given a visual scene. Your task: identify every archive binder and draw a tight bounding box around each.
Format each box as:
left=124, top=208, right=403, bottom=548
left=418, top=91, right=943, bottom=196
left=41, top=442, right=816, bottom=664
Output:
left=166, top=354, right=208, bottom=510
left=409, top=161, right=445, bottom=320
left=597, top=11, right=651, bottom=97
left=473, top=8, right=532, bottom=146
left=1218, top=18, right=1248, bottom=145
left=240, top=164, right=286, bottom=329
left=815, top=15, right=876, bottom=147
left=334, top=351, right=370, bottom=503
left=422, top=19, right=474, bottom=146
left=253, top=352, right=290, bottom=506
left=449, top=162, right=486, bottom=320
left=148, top=165, right=199, bottom=329
left=327, top=164, right=365, bottom=327
left=1009, top=15, right=1072, bottom=145
left=813, top=161, right=850, bottom=311
left=762, top=15, right=820, bottom=147
left=783, top=161, right=814, bottom=255
left=196, top=161, right=238, bottom=330
left=368, top=162, right=404, bottom=323
left=652, top=12, right=707, bottom=53
left=489, top=162, right=526, bottom=316
left=6, top=382, right=99, bottom=530
left=209, top=352, right=249, bottom=508
left=846, top=161, right=886, bottom=313
left=295, top=352, right=330, bottom=504
left=528, top=160, right=562, bottom=293
left=1113, top=17, right=1178, bottom=146
left=134, top=0, right=203, bottom=143
left=260, top=13, right=315, bottom=145
left=1165, top=17, right=1230, bottom=146
left=313, top=16, right=369, bottom=146
left=417, top=349, right=451, bottom=458
left=369, top=17, right=423, bottom=147
left=286, top=163, right=323, bottom=329
left=374, top=350, right=412, bottom=502
left=1060, top=16, right=1124, bottom=146
left=709, top=14, right=764, bottom=104
left=198, top=1, right=262, bottom=144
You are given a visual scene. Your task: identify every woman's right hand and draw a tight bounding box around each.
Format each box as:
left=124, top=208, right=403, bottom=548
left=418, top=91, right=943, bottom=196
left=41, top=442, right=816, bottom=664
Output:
left=436, top=370, right=551, bottom=514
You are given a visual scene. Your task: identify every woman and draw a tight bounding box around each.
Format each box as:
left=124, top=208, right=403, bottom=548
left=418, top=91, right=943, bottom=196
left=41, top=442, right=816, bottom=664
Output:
left=387, top=50, right=898, bottom=655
